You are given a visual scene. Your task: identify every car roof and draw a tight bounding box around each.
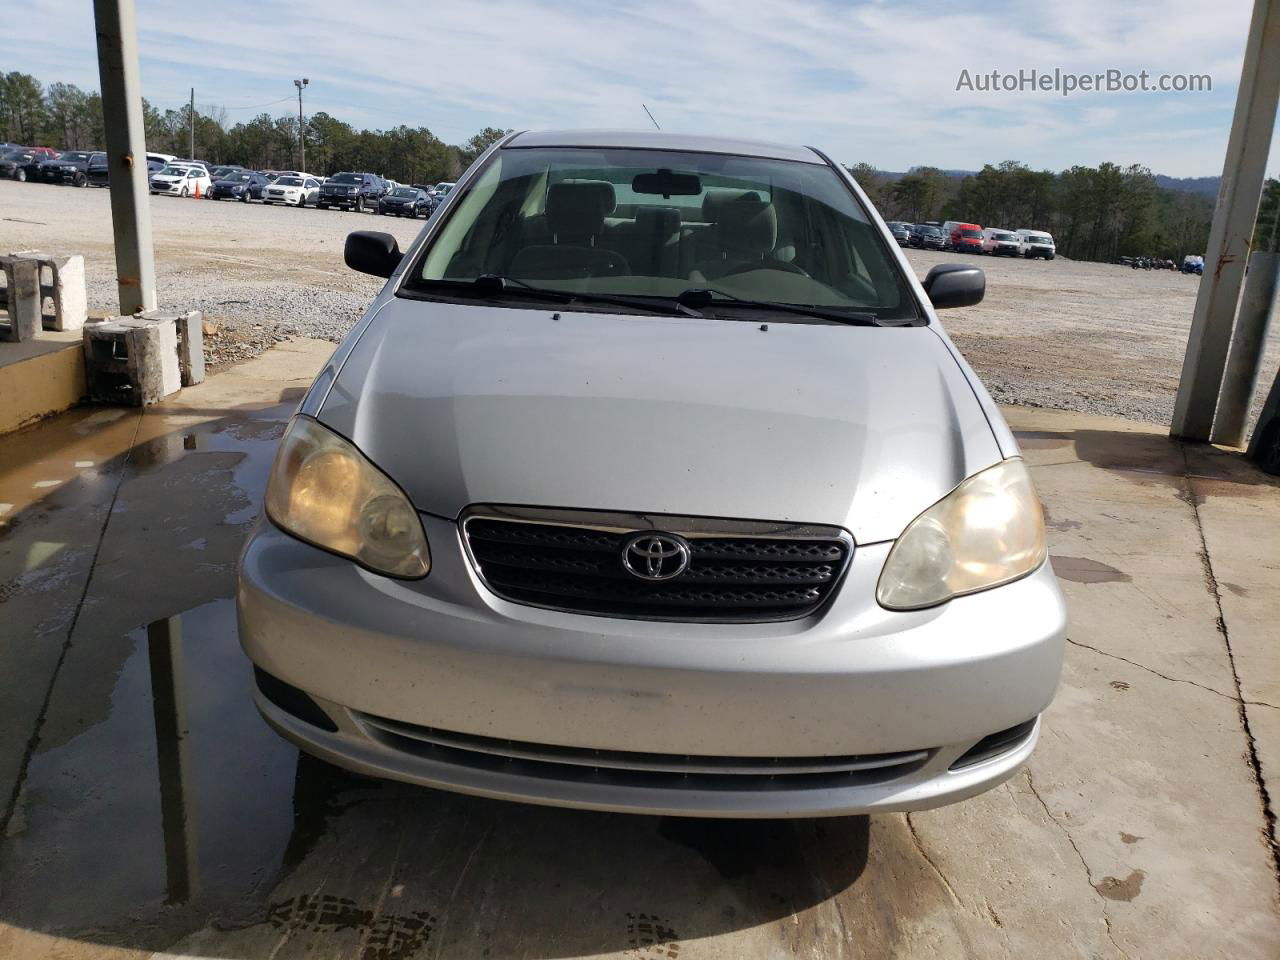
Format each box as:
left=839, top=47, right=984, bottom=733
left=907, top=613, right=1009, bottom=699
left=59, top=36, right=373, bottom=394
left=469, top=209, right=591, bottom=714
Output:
left=506, top=129, right=825, bottom=165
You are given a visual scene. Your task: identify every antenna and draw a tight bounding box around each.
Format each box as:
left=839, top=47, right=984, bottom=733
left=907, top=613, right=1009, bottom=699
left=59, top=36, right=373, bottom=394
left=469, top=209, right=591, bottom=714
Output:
left=642, top=103, right=661, bottom=131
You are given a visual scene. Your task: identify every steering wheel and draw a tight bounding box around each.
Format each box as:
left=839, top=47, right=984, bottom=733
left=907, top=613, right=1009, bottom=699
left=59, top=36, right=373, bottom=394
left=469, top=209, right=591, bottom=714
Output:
left=721, top=259, right=809, bottom=278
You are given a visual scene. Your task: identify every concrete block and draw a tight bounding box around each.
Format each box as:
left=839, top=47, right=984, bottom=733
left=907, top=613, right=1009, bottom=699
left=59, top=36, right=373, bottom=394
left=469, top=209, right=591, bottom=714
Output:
left=83, top=316, right=181, bottom=406
left=140, top=310, right=204, bottom=386
left=5, top=250, right=88, bottom=332
left=0, top=256, right=41, bottom=342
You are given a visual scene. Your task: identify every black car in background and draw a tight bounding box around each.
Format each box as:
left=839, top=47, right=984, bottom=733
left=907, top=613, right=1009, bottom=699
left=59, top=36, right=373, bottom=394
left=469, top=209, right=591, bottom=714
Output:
left=210, top=170, right=270, bottom=202
left=318, top=171, right=385, bottom=212
left=87, top=152, right=111, bottom=186
left=0, top=149, right=41, bottom=181
left=909, top=224, right=946, bottom=250
left=378, top=186, right=432, bottom=218
left=38, top=150, right=103, bottom=187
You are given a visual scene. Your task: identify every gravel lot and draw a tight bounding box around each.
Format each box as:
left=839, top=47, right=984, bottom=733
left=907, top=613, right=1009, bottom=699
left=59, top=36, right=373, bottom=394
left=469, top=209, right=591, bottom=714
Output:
left=2, top=178, right=1276, bottom=424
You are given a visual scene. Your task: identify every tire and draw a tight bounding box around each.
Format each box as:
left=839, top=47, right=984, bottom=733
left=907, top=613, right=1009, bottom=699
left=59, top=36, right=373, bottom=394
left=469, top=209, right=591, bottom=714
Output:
left=180, top=185, right=188, bottom=198
left=241, top=191, right=250, bottom=203
left=317, top=203, right=328, bottom=210
left=1046, top=254, right=1054, bottom=261
left=298, top=194, right=306, bottom=208
left=73, top=172, right=88, bottom=188
left=15, top=169, right=26, bottom=182
left=355, top=196, right=365, bottom=214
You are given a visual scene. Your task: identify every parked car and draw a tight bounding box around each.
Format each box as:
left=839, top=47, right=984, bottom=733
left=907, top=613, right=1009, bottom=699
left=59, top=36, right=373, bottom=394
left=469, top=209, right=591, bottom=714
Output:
left=0, top=149, right=39, bottom=181
left=887, top=221, right=912, bottom=246
left=909, top=224, right=946, bottom=250
left=210, top=170, right=270, bottom=202
left=949, top=223, right=984, bottom=254
left=1181, top=255, right=1204, bottom=275
left=980, top=228, right=1021, bottom=256
left=37, top=150, right=103, bottom=187
left=318, top=172, right=385, bottom=212
left=239, top=129, right=1065, bottom=819
left=86, top=152, right=111, bottom=187
left=263, top=175, right=322, bottom=206
left=149, top=164, right=211, bottom=197
left=378, top=186, right=432, bottom=218
left=433, top=180, right=456, bottom=200
left=1015, top=230, right=1056, bottom=260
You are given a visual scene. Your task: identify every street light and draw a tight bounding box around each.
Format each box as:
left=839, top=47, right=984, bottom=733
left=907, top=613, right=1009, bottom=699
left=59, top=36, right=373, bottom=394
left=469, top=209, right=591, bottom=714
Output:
left=294, top=78, right=309, bottom=171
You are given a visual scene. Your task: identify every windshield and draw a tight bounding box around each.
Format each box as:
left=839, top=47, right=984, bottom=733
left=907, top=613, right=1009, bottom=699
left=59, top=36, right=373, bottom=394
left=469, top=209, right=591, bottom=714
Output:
left=392, top=187, right=418, bottom=197
left=277, top=177, right=303, bottom=186
left=62, top=152, right=91, bottom=163
left=1027, top=235, right=1052, bottom=244
left=406, top=147, right=917, bottom=319
left=223, top=172, right=250, bottom=182
left=993, top=232, right=1016, bottom=241
left=435, top=183, right=454, bottom=194
left=158, top=166, right=191, bottom=176
left=1, top=151, right=30, bottom=161
left=331, top=173, right=362, bottom=184
left=959, top=229, right=982, bottom=238
left=921, top=227, right=941, bottom=236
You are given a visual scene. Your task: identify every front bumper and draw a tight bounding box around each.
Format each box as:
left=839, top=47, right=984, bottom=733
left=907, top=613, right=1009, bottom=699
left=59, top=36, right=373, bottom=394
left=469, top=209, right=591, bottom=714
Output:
left=239, top=517, right=1066, bottom=816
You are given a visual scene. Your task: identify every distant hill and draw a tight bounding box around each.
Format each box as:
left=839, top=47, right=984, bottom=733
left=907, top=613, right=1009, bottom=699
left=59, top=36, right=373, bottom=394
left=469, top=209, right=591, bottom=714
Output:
left=1153, top=175, right=1220, bottom=196
left=868, top=168, right=1221, bottom=197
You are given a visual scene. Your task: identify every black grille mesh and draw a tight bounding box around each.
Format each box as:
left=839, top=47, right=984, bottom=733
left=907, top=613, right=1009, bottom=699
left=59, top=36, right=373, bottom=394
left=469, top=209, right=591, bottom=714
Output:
left=465, top=516, right=850, bottom=621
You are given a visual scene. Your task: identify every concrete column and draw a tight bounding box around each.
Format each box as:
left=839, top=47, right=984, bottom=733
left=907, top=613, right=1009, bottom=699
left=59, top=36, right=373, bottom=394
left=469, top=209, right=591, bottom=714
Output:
left=1212, top=250, right=1280, bottom=446
left=93, top=0, right=158, bottom=315
left=0, top=257, right=41, bottom=342
left=1170, top=0, right=1280, bottom=440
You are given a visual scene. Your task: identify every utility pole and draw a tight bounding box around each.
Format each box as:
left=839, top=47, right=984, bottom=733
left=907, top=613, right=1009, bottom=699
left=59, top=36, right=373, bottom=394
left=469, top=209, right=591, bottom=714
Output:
left=93, top=0, right=157, bottom=314
left=294, top=78, right=309, bottom=171
left=188, top=87, right=195, bottom=159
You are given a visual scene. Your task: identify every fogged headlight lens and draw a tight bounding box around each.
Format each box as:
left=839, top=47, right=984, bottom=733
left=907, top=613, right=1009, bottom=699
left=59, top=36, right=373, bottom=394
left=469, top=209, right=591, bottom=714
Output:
left=877, top=459, right=1045, bottom=610
left=265, top=416, right=430, bottom=578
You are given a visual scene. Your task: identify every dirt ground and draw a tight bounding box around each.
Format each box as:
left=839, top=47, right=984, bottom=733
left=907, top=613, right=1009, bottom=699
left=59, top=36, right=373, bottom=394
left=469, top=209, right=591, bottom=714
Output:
left=2, top=178, right=1276, bottom=425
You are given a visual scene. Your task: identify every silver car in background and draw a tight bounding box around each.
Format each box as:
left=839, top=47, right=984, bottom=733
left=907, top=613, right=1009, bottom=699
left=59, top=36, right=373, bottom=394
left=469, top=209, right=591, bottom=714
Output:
left=238, top=130, right=1066, bottom=818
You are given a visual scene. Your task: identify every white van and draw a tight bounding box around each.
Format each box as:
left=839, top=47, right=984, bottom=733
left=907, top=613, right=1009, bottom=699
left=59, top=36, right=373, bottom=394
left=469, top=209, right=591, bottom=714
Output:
left=1016, top=229, right=1056, bottom=260
left=981, top=228, right=1021, bottom=256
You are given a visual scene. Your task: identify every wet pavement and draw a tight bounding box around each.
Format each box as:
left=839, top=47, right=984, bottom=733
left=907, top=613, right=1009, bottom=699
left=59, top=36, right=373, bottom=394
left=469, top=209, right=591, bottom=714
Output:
left=1, top=339, right=1278, bottom=958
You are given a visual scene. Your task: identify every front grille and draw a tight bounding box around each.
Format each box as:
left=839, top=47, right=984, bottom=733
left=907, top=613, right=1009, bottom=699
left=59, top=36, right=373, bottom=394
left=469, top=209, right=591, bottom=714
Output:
left=462, top=507, right=852, bottom=622
left=358, top=713, right=929, bottom=790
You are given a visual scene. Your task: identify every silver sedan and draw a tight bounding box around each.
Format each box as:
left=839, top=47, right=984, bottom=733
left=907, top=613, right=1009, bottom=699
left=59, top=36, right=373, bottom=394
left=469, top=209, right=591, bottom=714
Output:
left=238, top=130, right=1065, bottom=817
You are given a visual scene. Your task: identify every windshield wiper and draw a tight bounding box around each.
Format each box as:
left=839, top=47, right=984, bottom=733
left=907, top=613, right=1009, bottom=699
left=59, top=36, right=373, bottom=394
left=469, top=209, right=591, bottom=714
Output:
left=676, top=287, right=886, bottom=327
left=451, top=275, right=703, bottom=318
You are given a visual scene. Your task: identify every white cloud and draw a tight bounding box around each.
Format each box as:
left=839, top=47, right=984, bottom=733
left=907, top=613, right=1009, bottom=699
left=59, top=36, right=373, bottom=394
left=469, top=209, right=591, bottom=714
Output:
left=4, top=0, right=1272, bottom=176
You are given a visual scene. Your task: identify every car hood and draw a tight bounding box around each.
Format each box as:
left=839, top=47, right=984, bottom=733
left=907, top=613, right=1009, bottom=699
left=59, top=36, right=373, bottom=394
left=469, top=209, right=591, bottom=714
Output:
left=317, top=298, right=1003, bottom=544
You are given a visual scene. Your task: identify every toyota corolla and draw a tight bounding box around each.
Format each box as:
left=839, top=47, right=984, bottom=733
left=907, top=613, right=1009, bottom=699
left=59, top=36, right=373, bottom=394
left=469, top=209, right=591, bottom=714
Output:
left=238, top=130, right=1066, bottom=817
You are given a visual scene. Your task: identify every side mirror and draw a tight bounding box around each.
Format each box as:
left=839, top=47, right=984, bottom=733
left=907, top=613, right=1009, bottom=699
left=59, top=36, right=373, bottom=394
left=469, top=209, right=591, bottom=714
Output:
left=344, top=231, right=402, bottom=278
left=923, top=263, right=985, bottom=309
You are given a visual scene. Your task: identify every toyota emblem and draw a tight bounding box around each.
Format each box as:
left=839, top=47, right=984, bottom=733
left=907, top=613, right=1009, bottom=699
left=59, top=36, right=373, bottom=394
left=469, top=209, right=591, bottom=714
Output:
left=620, top=532, right=692, bottom=581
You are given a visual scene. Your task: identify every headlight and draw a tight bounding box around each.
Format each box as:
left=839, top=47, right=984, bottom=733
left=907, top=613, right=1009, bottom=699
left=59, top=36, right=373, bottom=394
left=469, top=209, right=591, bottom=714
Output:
left=265, top=416, right=430, bottom=578
left=877, top=459, right=1045, bottom=610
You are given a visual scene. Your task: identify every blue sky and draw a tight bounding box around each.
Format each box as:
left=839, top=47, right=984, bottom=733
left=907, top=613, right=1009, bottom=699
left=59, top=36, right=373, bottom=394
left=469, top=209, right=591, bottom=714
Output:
left=4, top=0, right=1276, bottom=177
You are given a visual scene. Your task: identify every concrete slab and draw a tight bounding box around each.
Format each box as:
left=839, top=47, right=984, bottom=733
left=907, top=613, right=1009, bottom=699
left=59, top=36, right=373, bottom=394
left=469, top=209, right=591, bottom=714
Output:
left=0, top=343, right=1275, bottom=959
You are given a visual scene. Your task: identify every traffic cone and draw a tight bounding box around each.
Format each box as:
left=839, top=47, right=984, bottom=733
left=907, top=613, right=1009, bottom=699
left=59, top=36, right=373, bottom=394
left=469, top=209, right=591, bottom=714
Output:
left=193, top=181, right=201, bottom=199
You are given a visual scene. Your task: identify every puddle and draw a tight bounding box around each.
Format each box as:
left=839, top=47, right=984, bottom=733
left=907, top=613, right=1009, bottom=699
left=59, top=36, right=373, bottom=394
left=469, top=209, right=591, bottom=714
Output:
left=1051, top=555, right=1131, bottom=584
left=0, top=600, right=337, bottom=946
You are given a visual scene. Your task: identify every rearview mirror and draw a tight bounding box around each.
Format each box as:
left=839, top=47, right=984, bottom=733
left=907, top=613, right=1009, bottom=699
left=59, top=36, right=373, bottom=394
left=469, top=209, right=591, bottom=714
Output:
left=345, top=231, right=402, bottom=278
left=632, top=169, right=702, bottom=198
left=922, top=264, right=985, bottom=309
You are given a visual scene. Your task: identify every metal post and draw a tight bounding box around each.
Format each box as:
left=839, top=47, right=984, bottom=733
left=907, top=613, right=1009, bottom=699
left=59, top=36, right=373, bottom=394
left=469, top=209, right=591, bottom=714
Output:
left=93, top=0, right=158, bottom=314
left=1212, top=251, right=1280, bottom=445
left=294, top=78, right=308, bottom=172
left=1170, top=0, right=1280, bottom=440
left=188, top=87, right=195, bottom=160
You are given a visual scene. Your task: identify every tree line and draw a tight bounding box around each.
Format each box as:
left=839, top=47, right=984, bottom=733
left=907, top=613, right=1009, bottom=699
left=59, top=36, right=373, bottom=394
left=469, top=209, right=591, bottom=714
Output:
left=0, top=69, right=507, bottom=185
left=848, top=160, right=1216, bottom=262
left=5, top=67, right=1273, bottom=263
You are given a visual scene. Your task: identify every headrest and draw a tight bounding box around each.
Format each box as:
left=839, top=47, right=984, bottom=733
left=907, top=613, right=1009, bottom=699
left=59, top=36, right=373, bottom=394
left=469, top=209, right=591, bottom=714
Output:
left=546, top=181, right=614, bottom=242
left=702, top=189, right=761, bottom=222
left=634, top=205, right=681, bottom=237
left=716, top=196, right=777, bottom=255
